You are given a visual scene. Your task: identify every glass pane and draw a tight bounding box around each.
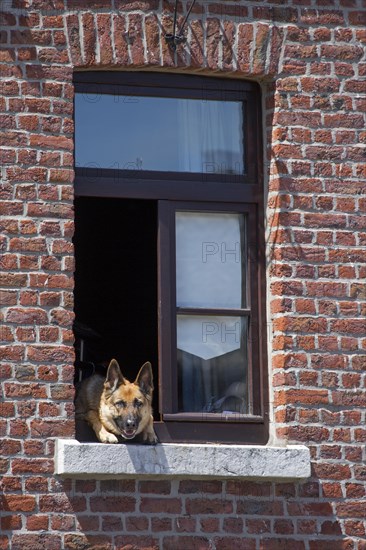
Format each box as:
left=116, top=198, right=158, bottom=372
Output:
left=176, top=211, right=246, bottom=308
left=75, top=93, right=244, bottom=174
left=177, top=316, right=248, bottom=414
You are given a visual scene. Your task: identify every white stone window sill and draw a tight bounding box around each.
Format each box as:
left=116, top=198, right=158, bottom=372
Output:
left=55, top=439, right=310, bottom=480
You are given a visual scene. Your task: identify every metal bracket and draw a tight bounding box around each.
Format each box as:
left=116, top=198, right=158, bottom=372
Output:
left=164, top=0, right=197, bottom=50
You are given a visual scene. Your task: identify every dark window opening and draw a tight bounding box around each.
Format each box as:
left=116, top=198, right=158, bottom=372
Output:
left=73, top=197, right=159, bottom=419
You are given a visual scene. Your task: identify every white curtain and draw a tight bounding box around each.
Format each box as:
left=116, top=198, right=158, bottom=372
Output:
left=177, top=99, right=243, bottom=174
left=176, top=211, right=243, bottom=310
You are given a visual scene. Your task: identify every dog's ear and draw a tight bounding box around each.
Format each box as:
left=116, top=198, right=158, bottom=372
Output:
left=135, top=361, right=153, bottom=396
left=104, top=359, right=126, bottom=393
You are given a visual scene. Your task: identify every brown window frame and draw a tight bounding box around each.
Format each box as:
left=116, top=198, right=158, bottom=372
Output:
left=73, top=71, right=268, bottom=444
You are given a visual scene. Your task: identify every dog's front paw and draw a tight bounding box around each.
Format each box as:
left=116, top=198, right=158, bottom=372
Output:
left=143, top=431, right=158, bottom=445
left=98, top=428, right=119, bottom=444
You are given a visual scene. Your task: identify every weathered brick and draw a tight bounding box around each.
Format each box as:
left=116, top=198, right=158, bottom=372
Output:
left=112, top=14, right=128, bottom=66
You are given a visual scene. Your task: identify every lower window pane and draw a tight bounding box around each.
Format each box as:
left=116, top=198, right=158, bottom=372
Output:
left=177, top=315, right=248, bottom=414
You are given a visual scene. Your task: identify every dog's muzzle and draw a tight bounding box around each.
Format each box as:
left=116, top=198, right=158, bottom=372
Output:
left=115, top=417, right=139, bottom=440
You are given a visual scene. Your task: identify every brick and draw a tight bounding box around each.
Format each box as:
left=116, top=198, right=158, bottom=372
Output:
left=40, top=494, right=86, bottom=514
left=101, top=515, right=123, bottom=532
left=96, top=13, right=113, bottom=66
left=113, top=14, right=128, bottom=66
left=6, top=307, right=48, bottom=324
left=275, top=389, right=329, bottom=406
left=65, top=14, right=81, bottom=65
left=140, top=497, right=181, bottom=514
left=90, top=496, right=135, bottom=513
left=336, top=502, right=366, bottom=519
left=0, top=439, right=21, bottom=454
left=24, top=440, right=45, bottom=456
left=162, top=537, right=210, bottom=550
left=349, top=10, right=366, bottom=26
left=139, top=480, right=171, bottom=494
left=173, top=516, right=196, bottom=533
left=246, top=519, right=271, bottom=534
left=30, top=419, right=74, bottom=438
left=151, top=517, right=172, bottom=532
left=205, top=17, right=220, bottom=70
left=125, top=515, right=149, bottom=531
left=288, top=502, right=334, bottom=517
left=0, top=346, right=25, bottom=362
left=345, top=483, right=365, bottom=499
left=320, top=521, right=342, bottom=536
left=222, top=21, right=235, bottom=71
left=354, top=465, right=366, bottom=482
left=297, top=519, right=317, bottom=535
left=198, top=517, right=220, bottom=533
left=252, top=23, right=270, bottom=75
left=274, top=519, right=295, bottom=534
left=322, top=482, right=342, bottom=499
left=268, top=26, right=284, bottom=75
left=1, top=514, right=22, bottom=531
left=11, top=534, right=62, bottom=550
left=1, top=495, right=36, bottom=512
left=280, top=423, right=328, bottom=442
left=179, top=480, right=222, bottom=494
left=128, top=13, right=144, bottom=66
left=275, top=316, right=328, bottom=334
left=0, top=285, right=14, bottom=311
left=314, top=463, right=352, bottom=481
left=330, top=320, right=365, bottom=336
left=189, top=19, right=204, bottom=69
left=214, top=538, right=256, bottom=550
left=141, top=15, right=158, bottom=65
left=27, top=345, right=74, bottom=362
left=344, top=520, right=366, bottom=537
left=222, top=517, right=244, bottom=533
left=50, top=384, right=74, bottom=400
left=75, top=482, right=98, bottom=496
left=237, top=23, right=253, bottom=73
left=226, top=481, right=271, bottom=497
left=116, top=0, right=158, bottom=9
left=29, top=134, right=73, bottom=150
left=11, top=459, right=54, bottom=475
left=26, top=515, right=49, bottom=531
left=0, top=400, right=15, bottom=422
left=237, top=501, right=284, bottom=516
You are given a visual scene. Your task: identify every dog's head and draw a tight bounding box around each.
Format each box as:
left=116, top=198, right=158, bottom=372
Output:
left=101, top=359, right=154, bottom=440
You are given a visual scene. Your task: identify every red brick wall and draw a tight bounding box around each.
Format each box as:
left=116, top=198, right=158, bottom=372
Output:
left=1, top=1, right=365, bottom=548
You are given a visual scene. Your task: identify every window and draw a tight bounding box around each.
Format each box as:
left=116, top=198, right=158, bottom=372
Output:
left=73, top=72, right=268, bottom=444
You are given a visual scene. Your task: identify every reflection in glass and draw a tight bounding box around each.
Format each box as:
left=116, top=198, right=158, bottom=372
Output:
left=75, top=94, right=244, bottom=174
left=177, top=316, right=248, bottom=414
left=176, top=211, right=246, bottom=309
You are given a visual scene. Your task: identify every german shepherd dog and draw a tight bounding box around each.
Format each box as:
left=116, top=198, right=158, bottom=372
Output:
left=75, top=359, right=157, bottom=444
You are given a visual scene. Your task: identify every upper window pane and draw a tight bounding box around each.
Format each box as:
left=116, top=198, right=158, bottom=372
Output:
left=75, top=93, right=244, bottom=175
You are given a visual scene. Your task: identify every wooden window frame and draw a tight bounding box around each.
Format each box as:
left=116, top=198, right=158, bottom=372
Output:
left=73, top=71, right=268, bottom=444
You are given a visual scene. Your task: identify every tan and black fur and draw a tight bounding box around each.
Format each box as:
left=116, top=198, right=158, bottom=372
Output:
left=75, top=359, right=157, bottom=444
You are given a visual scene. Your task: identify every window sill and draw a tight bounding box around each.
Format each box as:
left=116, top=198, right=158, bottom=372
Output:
left=55, top=439, right=310, bottom=480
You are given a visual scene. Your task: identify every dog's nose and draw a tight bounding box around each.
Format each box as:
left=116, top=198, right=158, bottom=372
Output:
left=126, top=418, right=136, bottom=428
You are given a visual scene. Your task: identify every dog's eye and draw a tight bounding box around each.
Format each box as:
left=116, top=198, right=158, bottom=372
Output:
left=134, top=399, right=143, bottom=408
left=115, top=400, right=126, bottom=408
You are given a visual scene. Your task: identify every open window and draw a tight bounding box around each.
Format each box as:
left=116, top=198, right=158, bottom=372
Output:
left=73, top=72, right=268, bottom=444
